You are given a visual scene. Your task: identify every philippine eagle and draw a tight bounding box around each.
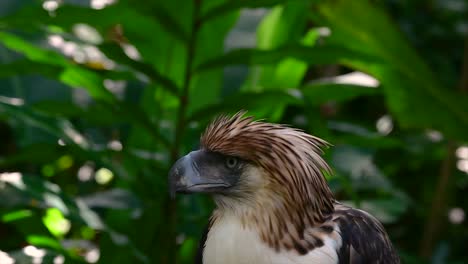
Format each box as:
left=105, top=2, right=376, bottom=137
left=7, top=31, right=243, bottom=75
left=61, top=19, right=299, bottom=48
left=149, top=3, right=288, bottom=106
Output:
left=169, top=112, right=399, bottom=264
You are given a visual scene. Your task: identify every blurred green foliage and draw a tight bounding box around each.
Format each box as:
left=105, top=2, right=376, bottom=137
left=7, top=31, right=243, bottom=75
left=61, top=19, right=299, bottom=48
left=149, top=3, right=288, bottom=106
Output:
left=0, top=0, right=467, bottom=263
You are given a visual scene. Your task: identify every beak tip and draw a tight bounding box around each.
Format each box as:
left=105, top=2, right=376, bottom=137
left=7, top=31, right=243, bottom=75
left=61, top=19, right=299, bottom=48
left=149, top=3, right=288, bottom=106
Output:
left=168, top=155, right=191, bottom=196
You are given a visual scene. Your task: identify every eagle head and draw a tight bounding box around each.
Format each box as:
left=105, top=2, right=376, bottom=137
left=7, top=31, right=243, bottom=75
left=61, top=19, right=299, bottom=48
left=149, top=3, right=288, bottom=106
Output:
left=169, top=112, right=334, bottom=224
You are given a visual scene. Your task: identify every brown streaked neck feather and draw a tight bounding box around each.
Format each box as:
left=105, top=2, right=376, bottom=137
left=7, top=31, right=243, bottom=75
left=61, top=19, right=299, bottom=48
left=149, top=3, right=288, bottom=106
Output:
left=201, top=112, right=335, bottom=253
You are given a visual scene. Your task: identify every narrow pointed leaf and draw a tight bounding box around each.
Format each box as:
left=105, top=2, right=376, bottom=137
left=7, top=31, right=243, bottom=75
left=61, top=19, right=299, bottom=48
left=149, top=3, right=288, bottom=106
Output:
left=302, top=83, right=380, bottom=105
left=195, top=45, right=381, bottom=73
left=201, top=0, right=303, bottom=23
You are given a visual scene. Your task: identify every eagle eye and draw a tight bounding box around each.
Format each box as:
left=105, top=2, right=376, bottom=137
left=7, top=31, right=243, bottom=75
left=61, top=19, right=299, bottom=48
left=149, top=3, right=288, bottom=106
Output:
left=225, top=157, right=238, bottom=169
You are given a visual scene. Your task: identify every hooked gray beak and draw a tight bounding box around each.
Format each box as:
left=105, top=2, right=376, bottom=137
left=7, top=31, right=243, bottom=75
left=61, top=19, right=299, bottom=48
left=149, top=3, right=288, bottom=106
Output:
left=168, top=150, right=234, bottom=198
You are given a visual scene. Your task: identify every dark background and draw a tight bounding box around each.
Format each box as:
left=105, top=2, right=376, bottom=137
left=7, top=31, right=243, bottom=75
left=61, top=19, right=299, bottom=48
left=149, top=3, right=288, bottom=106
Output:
left=0, top=0, right=467, bottom=263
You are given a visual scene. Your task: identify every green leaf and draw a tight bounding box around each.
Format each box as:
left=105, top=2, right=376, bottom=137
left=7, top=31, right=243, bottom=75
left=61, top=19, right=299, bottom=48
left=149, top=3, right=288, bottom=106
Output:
left=32, top=101, right=84, bottom=118
left=0, top=32, right=116, bottom=102
left=1, top=209, right=33, bottom=223
left=0, top=62, right=115, bottom=102
left=178, top=237, right=197, bottom=263
left=0, top=32, right=68, bottom=66
left=0, top=172, right=107, bottom=233
left=188, top=4, right=239, bottom=113
left=270, top=29, right=320, bottom=88
left=188, top=90, right=303, bottom=122
left=200, top=0, right=302, bottom=23
left=195, top=45, right=380, bottom=73
left=199, top=0, right=468, bottom=140
left=99, top=43, right=179, bottom=95
left=59, top=66, right=116, bottom=102
left=128, top=1, right=188, bottom=43
left=312, top=0, right=468, bottom=140
left=42, top=208, right=71, bottom=238
left=240, top=3, right=316, bottom=91
left=26, top=235, right=63, bottom=252
left=33, top=100, right=170, bottom=148
left=256, top=2, right=310, bottom=50
left=0, top=60, right=62, bottom=79
left=0, top=3, right=49, bottom=30
left=302, top=83, right=380, bottom=105
left=0, top=97, right=90, bottom=148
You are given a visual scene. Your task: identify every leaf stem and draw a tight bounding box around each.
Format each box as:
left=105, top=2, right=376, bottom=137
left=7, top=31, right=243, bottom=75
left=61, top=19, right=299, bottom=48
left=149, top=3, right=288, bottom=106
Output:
left=162, top=1, right=202, bottom=263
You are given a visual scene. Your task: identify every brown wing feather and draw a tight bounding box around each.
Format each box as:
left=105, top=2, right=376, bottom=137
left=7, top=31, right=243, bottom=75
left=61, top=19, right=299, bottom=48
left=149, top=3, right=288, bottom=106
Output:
left=333, top=204, right=400, bottom=264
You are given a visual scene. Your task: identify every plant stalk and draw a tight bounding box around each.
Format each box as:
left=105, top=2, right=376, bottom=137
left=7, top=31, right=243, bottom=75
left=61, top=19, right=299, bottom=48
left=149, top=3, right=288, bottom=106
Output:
left=162, top=1, right=202, bottom=263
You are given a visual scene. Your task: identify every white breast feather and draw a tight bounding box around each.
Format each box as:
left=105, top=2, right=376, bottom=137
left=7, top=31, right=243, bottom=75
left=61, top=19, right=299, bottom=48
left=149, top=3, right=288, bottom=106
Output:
left=203, top=215, right=342, bottom=264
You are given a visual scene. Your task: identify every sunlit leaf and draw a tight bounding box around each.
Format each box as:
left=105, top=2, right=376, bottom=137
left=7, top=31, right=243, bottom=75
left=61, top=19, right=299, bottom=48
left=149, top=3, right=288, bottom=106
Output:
left=178, top=237, right=196, bottom=263
left=26, top=235, right=62, bottom=251
left=42, top=208, right=71, bottom=237
left=0, top=33, right=116, bottom=102
left=195, top=45, right=380, bottom=73
left=1, top=209, right=33, bottom=223
left=0, top=173, right=105, bottom=232
left=59, top=67, right=116, bottom=102
left=0, top=32, right=68, bottom=66
left=241, top=2, right=316, bottom=91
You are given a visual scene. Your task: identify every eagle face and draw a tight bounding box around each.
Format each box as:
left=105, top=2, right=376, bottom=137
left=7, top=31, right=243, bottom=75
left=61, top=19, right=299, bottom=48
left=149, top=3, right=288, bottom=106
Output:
left=170, top=150, right=248, bottom=195
left=170, top=149, right=269, bottom=210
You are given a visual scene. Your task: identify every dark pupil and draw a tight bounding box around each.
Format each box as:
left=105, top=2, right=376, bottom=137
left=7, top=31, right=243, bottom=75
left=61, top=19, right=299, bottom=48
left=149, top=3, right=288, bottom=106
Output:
left=227, top=158, right=237, bottom=168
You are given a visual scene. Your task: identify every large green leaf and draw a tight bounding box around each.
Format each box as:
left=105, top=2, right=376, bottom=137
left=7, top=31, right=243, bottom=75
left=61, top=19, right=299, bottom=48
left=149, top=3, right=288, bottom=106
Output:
left=311, top=0, right=468, bottom=140
left=0, top=33, right=116, bottom=102
left=188, top=90, right=303, bottom=123
left=98, top=43, right=179, bottom=95
left=241, top=2, right=316, bottom=91
left=59, top=67, right=116, bottom=102
left=188, top=3, right=239, bottom=114
left=122, top=1, right=189, bottom=43
left=302, top=83, right=380, bottom=105
left=0, top=32, right=68, bottom=66
left=195, top=45, right=381, bottom=72
left=200, top=0, right=304, bottom=23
